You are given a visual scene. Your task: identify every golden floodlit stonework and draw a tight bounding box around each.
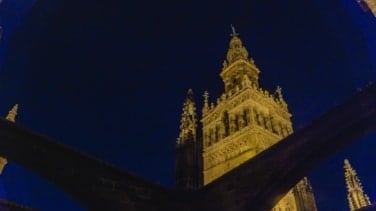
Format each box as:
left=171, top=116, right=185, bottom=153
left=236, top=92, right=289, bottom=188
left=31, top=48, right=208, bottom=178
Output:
left=202, top=28, right=296, bottom=211
left=176, top=27, right=317, bottom=210
left=344, top=159, right=371, bottom=211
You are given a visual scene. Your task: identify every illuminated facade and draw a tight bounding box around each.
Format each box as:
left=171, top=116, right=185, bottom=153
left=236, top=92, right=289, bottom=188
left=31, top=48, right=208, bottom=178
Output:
left=344, top=159, right=372, bottom=210
left=176, top=28, right=317, bottom=210
left=0, top=104, right=18, bottom=175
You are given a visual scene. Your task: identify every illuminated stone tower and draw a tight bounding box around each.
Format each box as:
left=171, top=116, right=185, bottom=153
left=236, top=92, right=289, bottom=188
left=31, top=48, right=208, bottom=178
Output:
left=0, top=104, right=18, bottom=174
left=344, top=159, right=371, bottom=211
left=176, top=27, right=317, bottom=210
left=201, top=27, right=292, bottom=185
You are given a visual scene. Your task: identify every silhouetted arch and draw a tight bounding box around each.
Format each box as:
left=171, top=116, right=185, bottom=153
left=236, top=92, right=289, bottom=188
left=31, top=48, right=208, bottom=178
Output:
left=0, top=82, right=376, bottom=210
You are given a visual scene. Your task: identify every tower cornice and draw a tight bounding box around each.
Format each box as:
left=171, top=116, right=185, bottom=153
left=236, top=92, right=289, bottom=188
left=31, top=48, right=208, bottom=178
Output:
left=201, top=85, right=291, bottom=124
left=220, top=59, right=260, bottom=78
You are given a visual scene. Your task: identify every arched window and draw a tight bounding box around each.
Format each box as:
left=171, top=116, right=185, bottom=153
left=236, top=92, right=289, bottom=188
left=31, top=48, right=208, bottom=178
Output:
left=215, top=125, right=220, bottom=142
left=243, top=109, right=249, bottom=126
left=234, top=114, right=239, bottom=131
left=222, top=111, right=230, bottom=136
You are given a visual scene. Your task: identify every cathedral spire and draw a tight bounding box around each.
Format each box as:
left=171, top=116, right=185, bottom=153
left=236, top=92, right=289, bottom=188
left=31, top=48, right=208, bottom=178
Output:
left=344, top=159, right=371, bottom=211
left=177, top=89, right=197, bottom=145
left=176, top=89, right=202, bottom=190
left=6, top=104, right=18, bottom=122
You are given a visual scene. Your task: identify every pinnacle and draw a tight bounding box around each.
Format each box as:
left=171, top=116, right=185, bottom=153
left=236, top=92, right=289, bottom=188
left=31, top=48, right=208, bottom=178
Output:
left=344, top=158, right=350, bottom=165
left=225, top=27, right=250, bottom=64
left=186, top=89, right=195, bottom=101
left=6, top=104, right=18, bottom=122
left=344, top=158, right=371, bottom=210
left=187, top=88, right=193, bottom=95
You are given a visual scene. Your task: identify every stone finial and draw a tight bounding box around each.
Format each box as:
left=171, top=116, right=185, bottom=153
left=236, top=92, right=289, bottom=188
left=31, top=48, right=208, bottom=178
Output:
left=222, top=60, right=228, bottom=69
left=6, top=104, right=18, bottom=122
left=275, top=86, right=287, bottom=109
left=276, top=86, right=283, bottom=99
left=203, top=91, right=209, bottom=104
left=202, top=91, right=210, bottom=115
left=0, top=104, right=18, bottom=175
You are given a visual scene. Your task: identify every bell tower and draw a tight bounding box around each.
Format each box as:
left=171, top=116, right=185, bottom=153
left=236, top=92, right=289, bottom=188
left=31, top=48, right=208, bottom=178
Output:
left=201, top=28, right=292, bottom=184
left=175, top=27, right=318, bottom=210
left=199, top=27, right=317, bottom=210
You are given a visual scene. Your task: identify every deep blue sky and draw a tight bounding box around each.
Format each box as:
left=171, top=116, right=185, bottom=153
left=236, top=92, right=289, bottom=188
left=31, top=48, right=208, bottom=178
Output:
left=0, top=0, right=375, bottom=210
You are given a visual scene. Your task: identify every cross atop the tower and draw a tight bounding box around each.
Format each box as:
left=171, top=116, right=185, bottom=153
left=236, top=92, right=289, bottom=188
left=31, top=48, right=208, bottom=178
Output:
left=230, top=24, right=239, bottom=37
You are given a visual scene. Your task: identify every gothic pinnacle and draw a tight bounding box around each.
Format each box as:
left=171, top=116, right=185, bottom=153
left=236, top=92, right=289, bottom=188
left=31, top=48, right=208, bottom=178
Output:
left=6, top=104, right=18, bottom=122
left=276, top=86, right=283, bottom=99
left=177, top=89, right=197, bottom=145
left=344, top=159, right=371, bottom=210
left=203, top=91, right=209, bottom=104
left=202, top=91, right=209, bottom=116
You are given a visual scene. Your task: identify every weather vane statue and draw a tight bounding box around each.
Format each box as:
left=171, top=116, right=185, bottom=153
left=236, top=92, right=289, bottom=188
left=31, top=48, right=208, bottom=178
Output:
left=230, top=24, right=239, bottom=37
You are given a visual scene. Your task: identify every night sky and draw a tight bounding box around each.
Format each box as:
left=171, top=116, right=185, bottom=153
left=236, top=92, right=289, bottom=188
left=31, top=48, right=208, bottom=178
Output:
left=0, top=0, right=375, bottom=210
